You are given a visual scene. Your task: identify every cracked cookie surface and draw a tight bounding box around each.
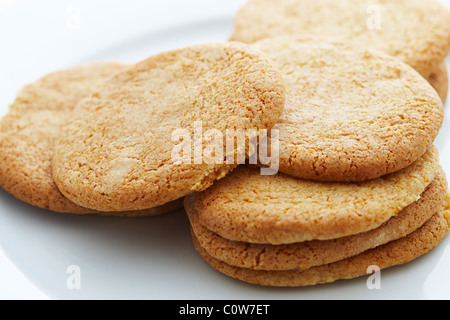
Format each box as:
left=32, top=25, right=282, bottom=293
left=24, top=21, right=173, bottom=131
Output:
left=230, top=0, right=450, bottom=78
left=52, top=42, right=285, bottom=212
left=0, top=62, right=184, bottom=216
left=251, top=37, right=444, bottom=182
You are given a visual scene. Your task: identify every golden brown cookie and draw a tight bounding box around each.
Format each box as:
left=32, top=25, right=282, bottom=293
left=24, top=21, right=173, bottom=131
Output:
left=0, top=63, right=105, bottom=212
left=428, top=61, right=449, bottom=103
left=192, top=212, right=449, bottom=287
left=188, top=168, right=447, bottom=271
left=230, top=0, right=450, bottom=78
left=191, top=146, right=440, bottom=245
left=444, top=192, right=450, bottom=224
left=52, top=42, right=286, bottom=212
left=0, top=62, right=184, bottom=216
left=250, top=37, right=444, bottom=182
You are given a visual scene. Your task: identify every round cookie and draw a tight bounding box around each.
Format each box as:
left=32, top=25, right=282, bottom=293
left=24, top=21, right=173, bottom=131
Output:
left=428, top=61, right=449, bottom=103
left=52, top=42, right=286, bottom=212
left=192, top=212, right=449, bottom=287
left=251, top=37, right=444, bottom=182
left=0, top=62, right=172, bottom=215
left=188, top=168, right=447, bottom=271
left=230, top=0, right=450, bottom=78
left=192, top=146, right=440, bottom=245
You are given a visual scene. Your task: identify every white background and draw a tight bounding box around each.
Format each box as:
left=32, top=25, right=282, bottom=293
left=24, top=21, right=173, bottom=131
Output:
left=0, top=0, right=449, bottom=300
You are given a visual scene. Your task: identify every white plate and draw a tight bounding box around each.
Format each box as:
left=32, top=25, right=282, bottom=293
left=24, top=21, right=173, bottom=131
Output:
left=0, top=0, right=449, bottom=300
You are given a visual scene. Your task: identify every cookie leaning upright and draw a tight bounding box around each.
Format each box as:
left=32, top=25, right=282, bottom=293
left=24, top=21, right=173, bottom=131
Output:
left=229, top=0, right=450, bottom=79
left=52, top=42, right=285, bottom=212
left=252, top=37, right=444, bottom=182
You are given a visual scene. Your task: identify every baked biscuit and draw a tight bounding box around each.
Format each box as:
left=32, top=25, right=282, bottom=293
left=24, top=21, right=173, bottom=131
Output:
left=0, top=63, right=137, bottom=214
left=251, top=37, right=444, bottom=182
left=230, top=0, right=450, bottom=78
left=52, top=42, right=286, bottom=212
left=192, top=211, right=449, bottom=287
left=188, top=169, right=447, bottom=271
left=191, top=146, right=440, bottom=245
left=0, top=62, right=184, bottom=216
left=428, top=61, right=449, bottom=103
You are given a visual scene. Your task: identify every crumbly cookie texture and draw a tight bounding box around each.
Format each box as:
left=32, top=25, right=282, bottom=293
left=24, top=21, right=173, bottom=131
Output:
left=192, top=146, right=440, bottom=245
left=251, top=37, right=444, bottom=182
left=188, top=169, right=447, bottom=271
left=444, top=193, right=450, bottom=228
left=0, top=62, right=129, bottom=214
left=0, top=62, right=185, bottom=217
left=192, top=212, right=449, bottom=287
left=52, top=42, right=286, bottom=212
left=428, top=61, right=448, bottom=103
left=230, top=0, right=450, bottom=78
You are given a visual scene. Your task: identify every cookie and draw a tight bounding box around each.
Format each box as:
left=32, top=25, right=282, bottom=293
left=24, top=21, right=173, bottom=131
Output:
left=188, top=168, right=447, bottom=271
left=230, top=0, right=450, bottom=78
left=0, top=62, right=159, bottom=215
left=428, top=61, right=449, bottom=103
left=52, top=42, right=286, bottom=212
left=191, top=146, right=440, bottom=245
left=192, top=211, right=449, bottom=287
left=251, top=37, right=444, bottom=182
left=0, top=62, right=185, bottom=216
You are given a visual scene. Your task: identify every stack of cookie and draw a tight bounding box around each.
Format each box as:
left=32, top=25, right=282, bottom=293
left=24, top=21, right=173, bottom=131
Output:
left=0, top=0, right=449, bottom=289
left=187, top=156, right=449, bottom=286
left=187, top=1, right=450, bottom=286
